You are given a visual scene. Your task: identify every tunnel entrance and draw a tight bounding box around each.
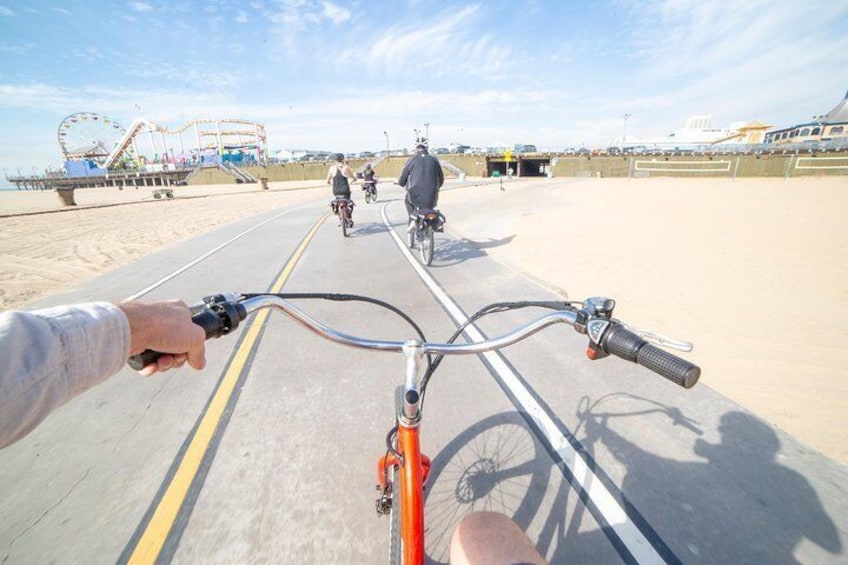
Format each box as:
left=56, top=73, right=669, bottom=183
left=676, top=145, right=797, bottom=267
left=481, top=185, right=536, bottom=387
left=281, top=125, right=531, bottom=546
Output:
left=519, top=158, right=550, bottom=177
left=486, top=157, right=551, bottom=177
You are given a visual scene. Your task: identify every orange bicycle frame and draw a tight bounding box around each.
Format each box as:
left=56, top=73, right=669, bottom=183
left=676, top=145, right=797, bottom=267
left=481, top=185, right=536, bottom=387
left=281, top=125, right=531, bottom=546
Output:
left=376, top=407, right=432, bottom=564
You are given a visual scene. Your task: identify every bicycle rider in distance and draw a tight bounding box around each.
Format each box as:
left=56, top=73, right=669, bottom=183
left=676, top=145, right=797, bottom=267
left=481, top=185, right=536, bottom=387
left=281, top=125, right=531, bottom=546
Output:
left=398, top=143, right=444, bottom=232
left=326, top=153, right=357, bottom=226
left=361, top=163, right=377, bottom=193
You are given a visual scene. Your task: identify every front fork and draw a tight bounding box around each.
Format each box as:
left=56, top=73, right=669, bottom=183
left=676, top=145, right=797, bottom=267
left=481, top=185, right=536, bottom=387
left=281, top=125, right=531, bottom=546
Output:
left=375, top=432, right=432, bottom=516
left=375, top=342, right=433, bottom=563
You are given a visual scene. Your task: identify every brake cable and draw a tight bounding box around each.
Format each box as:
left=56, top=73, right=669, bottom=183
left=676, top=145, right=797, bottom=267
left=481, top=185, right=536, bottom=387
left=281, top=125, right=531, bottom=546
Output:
left=242, top=292, right=433, bottom=372
left=419, top=300, right=581, bottom=406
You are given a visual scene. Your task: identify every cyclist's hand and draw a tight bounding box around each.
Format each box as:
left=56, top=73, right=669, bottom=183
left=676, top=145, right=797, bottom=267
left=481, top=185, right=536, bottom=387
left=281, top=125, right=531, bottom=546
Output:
left=119, top=300, right=207, bottom=377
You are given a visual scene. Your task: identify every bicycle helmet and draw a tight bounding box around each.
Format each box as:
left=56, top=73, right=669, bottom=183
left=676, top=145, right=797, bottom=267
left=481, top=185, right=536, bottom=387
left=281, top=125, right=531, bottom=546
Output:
left=365, top=163, right=372, bottom=170
left=334, top=153, right=345, bottom=162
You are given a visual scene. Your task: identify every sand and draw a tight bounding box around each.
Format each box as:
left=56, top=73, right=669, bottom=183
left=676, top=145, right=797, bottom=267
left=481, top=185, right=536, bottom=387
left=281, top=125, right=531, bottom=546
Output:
left=1, top=177, right=846, bottom=465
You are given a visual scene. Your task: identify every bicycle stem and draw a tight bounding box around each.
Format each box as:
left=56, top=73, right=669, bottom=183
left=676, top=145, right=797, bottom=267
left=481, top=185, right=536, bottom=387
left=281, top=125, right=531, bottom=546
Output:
left=401, top=342, right=425, bottom=424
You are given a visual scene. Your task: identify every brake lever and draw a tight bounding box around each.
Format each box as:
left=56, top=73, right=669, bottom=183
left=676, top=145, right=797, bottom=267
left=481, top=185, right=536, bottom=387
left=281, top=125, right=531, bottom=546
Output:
left=630, top=327, right=693, bottom=352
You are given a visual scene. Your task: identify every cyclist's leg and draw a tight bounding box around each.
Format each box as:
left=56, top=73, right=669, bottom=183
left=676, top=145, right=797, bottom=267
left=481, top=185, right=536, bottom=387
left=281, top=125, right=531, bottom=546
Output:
left=344, top=192, right=353, bottom=225
left=404, top=193, right=416, bottom=232
left=449, top=512, right=547, bottom=565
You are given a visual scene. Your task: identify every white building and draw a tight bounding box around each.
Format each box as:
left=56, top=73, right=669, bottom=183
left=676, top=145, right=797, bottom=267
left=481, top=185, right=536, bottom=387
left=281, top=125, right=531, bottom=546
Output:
left=625, top=115, right=770, bottom=150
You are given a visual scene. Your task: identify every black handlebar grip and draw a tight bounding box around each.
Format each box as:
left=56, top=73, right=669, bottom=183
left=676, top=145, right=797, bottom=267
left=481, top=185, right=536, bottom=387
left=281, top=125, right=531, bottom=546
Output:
left=602, top=325, right=701, bottom=389
left=127, top=309, right=232, bottom=371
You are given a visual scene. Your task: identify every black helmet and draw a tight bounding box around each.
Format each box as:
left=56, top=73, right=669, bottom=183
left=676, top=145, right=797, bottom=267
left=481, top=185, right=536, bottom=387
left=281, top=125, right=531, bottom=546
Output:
left=334, top=153, right=345, bottom=162
left=365, top=163, right=372, bottom=169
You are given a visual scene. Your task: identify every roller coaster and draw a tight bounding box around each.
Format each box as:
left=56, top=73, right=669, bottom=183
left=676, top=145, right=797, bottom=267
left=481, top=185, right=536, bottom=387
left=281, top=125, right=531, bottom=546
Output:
left=57, top=112, right=268, bottom=170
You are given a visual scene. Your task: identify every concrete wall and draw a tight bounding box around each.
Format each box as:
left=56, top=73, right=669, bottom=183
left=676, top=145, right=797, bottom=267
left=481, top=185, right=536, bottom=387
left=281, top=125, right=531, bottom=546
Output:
left=549, top=152, right=848, bottom=178
left=187, top=152, right=848, bottom=185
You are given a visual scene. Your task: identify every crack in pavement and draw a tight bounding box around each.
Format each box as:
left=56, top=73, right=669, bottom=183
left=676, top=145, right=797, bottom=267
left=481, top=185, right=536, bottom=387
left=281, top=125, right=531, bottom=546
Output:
left=3, top=468, right=91, bottom=564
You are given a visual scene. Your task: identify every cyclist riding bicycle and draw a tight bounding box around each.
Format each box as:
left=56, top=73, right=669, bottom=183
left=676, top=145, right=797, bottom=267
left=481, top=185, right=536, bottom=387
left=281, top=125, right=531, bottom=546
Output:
left=326, top=153, right=357, bottom=225
left=398, top=144, right=444, bottom=232
left=361, top=163, right=377, bottom=187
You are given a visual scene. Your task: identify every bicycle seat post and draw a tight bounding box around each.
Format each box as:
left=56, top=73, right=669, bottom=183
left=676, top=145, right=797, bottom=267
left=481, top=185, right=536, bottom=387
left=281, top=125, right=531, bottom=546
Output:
left=400, top=341, right=424, bottom=425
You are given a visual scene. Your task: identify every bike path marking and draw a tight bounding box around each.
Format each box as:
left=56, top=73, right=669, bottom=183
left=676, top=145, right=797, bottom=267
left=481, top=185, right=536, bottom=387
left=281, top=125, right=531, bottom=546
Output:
left=379, top=203, right=673, bottom=564
left=120, top=212, right=329, bottom=565
left=126, top=206, right=302, bottom=301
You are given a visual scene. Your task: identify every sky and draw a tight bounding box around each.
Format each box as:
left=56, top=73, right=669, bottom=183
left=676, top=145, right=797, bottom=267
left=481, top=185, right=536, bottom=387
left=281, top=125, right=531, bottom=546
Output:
left=1, top=0, right=847, bottom=183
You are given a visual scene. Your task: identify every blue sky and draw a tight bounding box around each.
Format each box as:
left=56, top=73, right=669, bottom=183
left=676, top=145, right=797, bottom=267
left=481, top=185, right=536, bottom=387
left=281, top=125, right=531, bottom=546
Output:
left=1, top=0, right=847, bottom=182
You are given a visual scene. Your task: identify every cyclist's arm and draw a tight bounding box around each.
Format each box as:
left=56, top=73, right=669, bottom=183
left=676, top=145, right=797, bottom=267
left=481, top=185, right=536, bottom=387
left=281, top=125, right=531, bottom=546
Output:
left=398, top=161, right=412, bottom=187
left=436, top=160, right=445, bottom=188
left=0, top=301, right=205, bottom=448
left=0, top=302, right=130, bottom=448
left=344, top=164, right=357, bottom=183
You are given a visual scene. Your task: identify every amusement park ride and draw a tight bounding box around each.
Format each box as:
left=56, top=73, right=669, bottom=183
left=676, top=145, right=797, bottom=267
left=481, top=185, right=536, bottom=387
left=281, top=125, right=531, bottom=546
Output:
left=8, top=112, right=268, bottom=190
left=59, top=112, right=267, bottom=171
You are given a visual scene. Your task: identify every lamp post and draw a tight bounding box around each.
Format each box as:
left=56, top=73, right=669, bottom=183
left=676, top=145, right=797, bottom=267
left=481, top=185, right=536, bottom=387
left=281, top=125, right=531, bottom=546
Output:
left=622, top=114, right=631, bottom=147
left=424, top=122, right=430, bottom=146
left=383, top=131, right=389, bottom=156
left=413, top=128, right=421, bottom=145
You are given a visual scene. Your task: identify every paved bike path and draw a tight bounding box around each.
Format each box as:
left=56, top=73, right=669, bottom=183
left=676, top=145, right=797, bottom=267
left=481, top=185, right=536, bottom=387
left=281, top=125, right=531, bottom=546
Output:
left=0, top=184, right=845, bottom=564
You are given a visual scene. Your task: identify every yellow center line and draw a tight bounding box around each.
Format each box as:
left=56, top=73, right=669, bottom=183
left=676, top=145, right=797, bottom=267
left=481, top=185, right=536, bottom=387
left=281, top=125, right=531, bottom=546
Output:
left=128, top=212, right=329, bottom=564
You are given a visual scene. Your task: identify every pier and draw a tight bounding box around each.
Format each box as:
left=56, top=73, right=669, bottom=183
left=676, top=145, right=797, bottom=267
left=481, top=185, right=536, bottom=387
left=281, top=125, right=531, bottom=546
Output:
left=5, top=167, right=193, bottom=191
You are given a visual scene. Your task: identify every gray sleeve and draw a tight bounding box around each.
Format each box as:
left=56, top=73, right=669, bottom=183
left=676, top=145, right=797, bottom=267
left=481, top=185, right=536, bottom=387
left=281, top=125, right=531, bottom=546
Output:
left=0, top=302, right=130, bottom=448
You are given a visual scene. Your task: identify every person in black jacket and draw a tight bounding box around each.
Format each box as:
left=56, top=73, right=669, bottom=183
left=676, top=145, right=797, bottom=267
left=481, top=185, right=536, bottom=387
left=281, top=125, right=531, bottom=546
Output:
left=398, top=144, right=444, bottom=231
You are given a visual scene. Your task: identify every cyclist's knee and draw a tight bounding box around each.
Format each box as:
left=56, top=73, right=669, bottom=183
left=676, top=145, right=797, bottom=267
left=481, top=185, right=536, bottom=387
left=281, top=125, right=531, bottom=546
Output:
left=450, top=511, right=547, bottom=565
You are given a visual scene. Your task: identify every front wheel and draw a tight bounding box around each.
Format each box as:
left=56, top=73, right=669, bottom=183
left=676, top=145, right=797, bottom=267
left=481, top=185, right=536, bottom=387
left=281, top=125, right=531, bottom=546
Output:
left=341, top=206, right=348, bottom=237
left=389, top=386, right=403, bottom=564
left=419, top=226, right=434, bottom=266
left=365, top=192, right=372, bottom=204
left=388, top=462, right=401, bottom=564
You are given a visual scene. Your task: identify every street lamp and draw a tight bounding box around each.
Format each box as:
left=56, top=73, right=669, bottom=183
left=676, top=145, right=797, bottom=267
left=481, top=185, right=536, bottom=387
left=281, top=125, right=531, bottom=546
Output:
left=622, top=114, right=631, bottom=147
left=383, top=131, right=389, bottom=156
left=424, top=122, right=430, bottom=146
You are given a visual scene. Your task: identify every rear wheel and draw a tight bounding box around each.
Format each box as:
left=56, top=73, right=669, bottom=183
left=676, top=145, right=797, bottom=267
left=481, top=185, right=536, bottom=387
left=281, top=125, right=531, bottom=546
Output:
left=419, top=225, right=434, bottom=265
left=365, top=192, right=372, bottom=204
left=341, top=205, right=348, bottom=237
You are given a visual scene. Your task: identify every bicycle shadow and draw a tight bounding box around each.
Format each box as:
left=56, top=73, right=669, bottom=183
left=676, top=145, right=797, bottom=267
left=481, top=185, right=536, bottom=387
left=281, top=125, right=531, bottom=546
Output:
left=422, top=411, right=552, bottom=564
left=426, top=239, right=488, bottom=267
left=422, top=401, right=843, bottom=564
left=459, top=235, right=516, bottom=250
left=424, top=235, right=516, bottom=268
left=346, top=221, right=389, bottom=238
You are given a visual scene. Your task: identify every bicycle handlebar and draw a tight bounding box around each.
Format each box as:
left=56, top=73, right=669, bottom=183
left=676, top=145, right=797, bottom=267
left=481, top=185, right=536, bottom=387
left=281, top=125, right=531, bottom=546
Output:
left=600, top=324, right=700, bottom=388
left=128, top=293, right=700, bottom=389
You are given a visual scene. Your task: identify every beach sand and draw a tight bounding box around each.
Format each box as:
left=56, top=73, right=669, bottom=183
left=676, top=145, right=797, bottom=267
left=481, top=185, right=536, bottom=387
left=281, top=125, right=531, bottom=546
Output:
left=1, top=177, right=846, bottom=465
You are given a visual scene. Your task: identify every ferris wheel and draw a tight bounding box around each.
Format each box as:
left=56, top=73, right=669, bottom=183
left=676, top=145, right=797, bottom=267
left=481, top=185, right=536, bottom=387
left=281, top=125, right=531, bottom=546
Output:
left=57, top=112, right=129, bottom=163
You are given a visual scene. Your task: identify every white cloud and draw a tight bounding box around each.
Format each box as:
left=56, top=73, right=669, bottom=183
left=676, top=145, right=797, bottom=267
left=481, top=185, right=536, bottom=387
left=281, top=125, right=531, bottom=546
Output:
left=236, top=10, right=248, bottom=23
left=129, top=2, right=153, bottom=12
left=0, top=5, right=14, bottom=16
left=336, top=4, right=511, bottom=78
left=322, top=1, right=350, bottom=25
left=0, top=43, right=33, bottom=55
